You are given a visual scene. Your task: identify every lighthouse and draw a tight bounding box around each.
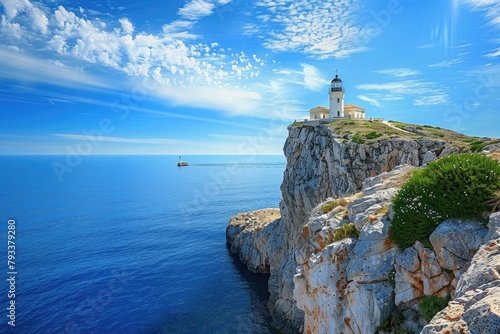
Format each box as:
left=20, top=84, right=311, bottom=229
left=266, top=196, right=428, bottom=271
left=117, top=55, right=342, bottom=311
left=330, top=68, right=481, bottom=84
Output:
left=329, top=71, right=344, bottom=119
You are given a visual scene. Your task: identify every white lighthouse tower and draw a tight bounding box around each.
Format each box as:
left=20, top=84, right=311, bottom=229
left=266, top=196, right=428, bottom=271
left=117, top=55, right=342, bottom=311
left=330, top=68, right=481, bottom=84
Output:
left=329, top=71, right=345, bottom=119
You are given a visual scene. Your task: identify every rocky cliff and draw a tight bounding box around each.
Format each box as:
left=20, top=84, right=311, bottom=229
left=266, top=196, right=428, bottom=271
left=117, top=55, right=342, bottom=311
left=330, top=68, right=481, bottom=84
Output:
left=226, top=121, right=500, bottom=333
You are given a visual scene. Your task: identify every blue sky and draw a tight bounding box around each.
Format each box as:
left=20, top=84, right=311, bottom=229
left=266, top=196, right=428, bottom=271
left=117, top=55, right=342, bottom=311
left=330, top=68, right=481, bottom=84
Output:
left=0, top=0, right=499, bottom=155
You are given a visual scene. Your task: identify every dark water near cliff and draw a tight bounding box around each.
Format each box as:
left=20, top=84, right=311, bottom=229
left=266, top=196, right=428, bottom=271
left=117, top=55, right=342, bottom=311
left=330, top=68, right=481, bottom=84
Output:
left=0, top=155, right=285, bottom=333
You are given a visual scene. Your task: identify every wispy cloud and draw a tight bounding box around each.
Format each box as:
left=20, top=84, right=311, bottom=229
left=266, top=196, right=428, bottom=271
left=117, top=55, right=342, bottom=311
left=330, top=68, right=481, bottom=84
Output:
left=53, top=134, right=182, bottom=145
left=357, top=95, right=381, bottom=107
left=301, top=63, right=329, bottom=92
left=0, top=48, right=115, bottom=90
left=485, top=46, right=500, bottom=58
left=413, top=94, right=449, bottom=106
left=375, top=68, right=421, bottom=77
left=428, top=55, right=466, bottom=68
left=248, top=0, right=377, bottom=59
left=357, top=79, right=449, bottom=106
left=461, top=0, right=500, bottom=28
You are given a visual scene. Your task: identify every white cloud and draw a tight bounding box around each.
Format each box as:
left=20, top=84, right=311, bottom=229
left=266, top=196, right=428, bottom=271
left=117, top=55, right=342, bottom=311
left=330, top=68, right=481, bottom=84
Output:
left=119, top=18, right=134, bottom=35
left=0, top=0, right=48, bottom=34
left=251, top=0, right=378, bottom=59
left=357, top=95, right=381, bottom=107
left=152, top=84, right=264, bottom=117
left=1, top=15, right=22, bottom=39
left=177, top=0, right=216, bottom=20
left=0, top=1, right=290, bottom=119
left=301, top=63, right=328, bottom=92
left=375, top=68, right=421, bottom=77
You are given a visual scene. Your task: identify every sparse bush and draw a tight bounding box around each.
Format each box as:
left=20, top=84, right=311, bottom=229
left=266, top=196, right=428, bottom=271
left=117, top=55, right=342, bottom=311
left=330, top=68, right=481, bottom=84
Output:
left=322, top=198, right=349, bottom=213
left=377, top=308, right=412, bottom=334
left=336, top=198, right=349, bottom=207
left=322, top=201, right=338, bottom=213
left=485, top=190, right=500, bottom=213
left=375, top=206, right=390, bottom=216
left=471, top=139, right=500, bottom=152
left=389, top=153, right=500, bottom=249
left=470, top=139, right=486, bottom=152
left=333, top=223, right=359, bottom=241
left=366, top=131, right=383, bottom=140
left=386, top=267, right=396, bottom=287
left=352, top=133, right=365, bottom=144
left=419, top=295, right=449, bottom=322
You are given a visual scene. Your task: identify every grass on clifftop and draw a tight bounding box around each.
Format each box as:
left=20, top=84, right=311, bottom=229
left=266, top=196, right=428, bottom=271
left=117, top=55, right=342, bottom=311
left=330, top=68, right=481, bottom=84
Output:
left=319, top=119, right=498, bottom=151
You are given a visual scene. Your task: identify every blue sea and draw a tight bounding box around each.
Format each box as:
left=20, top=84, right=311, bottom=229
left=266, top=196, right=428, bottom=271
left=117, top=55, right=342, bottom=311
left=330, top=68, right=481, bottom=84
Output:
left=0, top=155, right=285, bottom=333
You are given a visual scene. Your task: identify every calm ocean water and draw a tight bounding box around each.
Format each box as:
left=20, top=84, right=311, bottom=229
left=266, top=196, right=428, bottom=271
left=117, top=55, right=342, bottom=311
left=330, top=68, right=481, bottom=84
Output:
left=0, top=155, right=285, bottom=333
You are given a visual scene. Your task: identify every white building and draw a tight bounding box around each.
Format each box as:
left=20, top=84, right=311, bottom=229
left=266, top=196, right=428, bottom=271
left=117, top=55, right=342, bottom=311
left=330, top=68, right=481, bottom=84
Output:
left=344, top=104, right=366, bottom=119
left=308, top=71, right=367, bottom=121
left=309, top=106, right=329, bottom=120
left=329, top=72, right=345, bottom=119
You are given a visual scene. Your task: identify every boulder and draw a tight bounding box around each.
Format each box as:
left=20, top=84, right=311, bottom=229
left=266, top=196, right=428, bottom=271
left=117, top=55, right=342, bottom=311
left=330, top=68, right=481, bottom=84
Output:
left=347, top=217, right=399, bottom=283
left=429, top=219, right=488, bottom=271
left=455, top=238, right=500, bottom=298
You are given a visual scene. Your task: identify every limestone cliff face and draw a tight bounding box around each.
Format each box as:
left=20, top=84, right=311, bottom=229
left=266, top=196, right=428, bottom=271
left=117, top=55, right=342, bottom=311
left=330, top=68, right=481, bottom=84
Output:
left=226, top=209, right=280, bottom=274
left=226, top=122, right=500, bottom=333
left=268, top=124, right=456, bottom=332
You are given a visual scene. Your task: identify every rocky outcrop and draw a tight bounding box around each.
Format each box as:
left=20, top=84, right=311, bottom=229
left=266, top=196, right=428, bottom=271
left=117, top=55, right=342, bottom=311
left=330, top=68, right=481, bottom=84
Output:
left=225, top=123, right=495, bottom=333
left=268, top=124, right=457, bottom=332
left=291, top=165, right=415, bottom=333
left=226, top=208, right=280, bottom=273
left=421, top=213, right=500, bottom=333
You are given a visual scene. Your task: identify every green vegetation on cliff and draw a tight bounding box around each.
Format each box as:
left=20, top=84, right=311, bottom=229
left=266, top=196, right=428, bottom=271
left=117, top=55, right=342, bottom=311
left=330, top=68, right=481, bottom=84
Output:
left=389, top=153, right=500, bottom=249
left=324, top=119, right=496, bottom=151
left=419, top=295, right=450, bottom=322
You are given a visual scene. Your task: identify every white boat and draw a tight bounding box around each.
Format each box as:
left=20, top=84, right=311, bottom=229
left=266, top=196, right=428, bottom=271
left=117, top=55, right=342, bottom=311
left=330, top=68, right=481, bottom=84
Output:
left=177, top=156, right=188, bottom=167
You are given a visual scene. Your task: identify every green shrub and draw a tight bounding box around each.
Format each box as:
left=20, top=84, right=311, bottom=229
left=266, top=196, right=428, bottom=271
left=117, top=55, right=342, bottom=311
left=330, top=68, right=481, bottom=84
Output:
left=333, top=223, right=359, bottom=241
left=352, top=133, right=365, bottom=144
left=470, top=139, right=486, bottom=152
left=377, top=309, right=412, bottom=334
left=419, top=295, right=449, bottom=322
left=366, top=131, right=383, bottom=140
left=389, top=153, right=500, bottom=249
left=471, top=139, right=500, bottom=152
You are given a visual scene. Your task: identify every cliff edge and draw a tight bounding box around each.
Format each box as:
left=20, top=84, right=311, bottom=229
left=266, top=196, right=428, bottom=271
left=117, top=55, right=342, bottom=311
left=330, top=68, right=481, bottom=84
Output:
left=226, top=120, right=500, bottom=333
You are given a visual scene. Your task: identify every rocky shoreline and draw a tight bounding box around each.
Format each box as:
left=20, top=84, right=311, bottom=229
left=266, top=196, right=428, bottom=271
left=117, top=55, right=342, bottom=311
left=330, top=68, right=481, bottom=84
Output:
left=226, top=123, right=500, bottom=333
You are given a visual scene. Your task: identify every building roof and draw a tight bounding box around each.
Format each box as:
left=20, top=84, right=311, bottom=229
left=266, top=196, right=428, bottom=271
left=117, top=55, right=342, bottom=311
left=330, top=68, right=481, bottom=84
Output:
left=309, top=106, right=329, bottom=113
left=331, top=74, right=342, bottom=83
left=344, top=104, right=365, bottom=111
